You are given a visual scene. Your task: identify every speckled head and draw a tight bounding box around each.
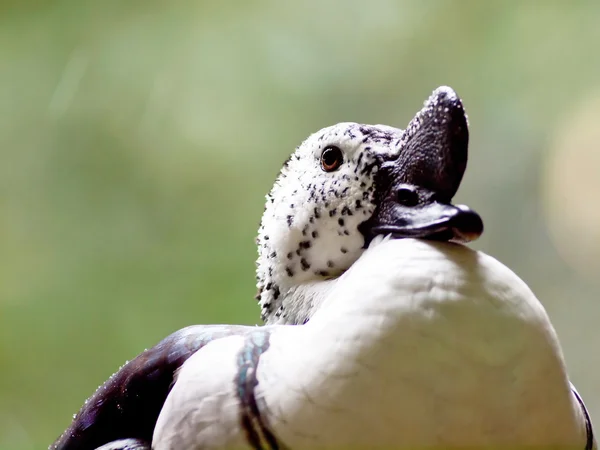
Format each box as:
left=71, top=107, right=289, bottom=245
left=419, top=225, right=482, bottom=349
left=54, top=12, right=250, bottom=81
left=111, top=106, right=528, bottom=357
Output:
left=256, top=86, right=483, bottom=324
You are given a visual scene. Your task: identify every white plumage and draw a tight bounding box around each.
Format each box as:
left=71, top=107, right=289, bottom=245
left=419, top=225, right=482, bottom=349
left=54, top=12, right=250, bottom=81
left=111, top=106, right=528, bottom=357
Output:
left=154, top=238, right=590, bottom=448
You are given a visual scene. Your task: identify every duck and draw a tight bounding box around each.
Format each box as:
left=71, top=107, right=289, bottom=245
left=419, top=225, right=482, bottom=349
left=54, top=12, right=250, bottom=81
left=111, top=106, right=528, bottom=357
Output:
left=51, top=86, right=595, bottom=450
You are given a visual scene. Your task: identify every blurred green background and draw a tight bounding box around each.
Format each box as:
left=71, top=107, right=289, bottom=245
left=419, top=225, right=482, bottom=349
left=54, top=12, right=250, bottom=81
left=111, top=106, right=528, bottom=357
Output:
left=2, top=1, right=600, bottom=448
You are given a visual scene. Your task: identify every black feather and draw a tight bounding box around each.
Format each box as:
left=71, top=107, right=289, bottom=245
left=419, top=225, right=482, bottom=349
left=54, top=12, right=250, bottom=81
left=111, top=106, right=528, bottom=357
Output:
left=51, top=324, right=255, bottom=450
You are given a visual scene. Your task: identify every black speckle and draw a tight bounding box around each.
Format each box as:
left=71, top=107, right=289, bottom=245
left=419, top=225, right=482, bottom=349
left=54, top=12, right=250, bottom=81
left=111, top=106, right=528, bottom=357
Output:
left=273, top=286, right=280, bottom=300
left=311, top=230, right=318, bottom=239
left=355, top=199, right=362, bottom=209
left=341, top=247, right=348, bottom=254
left=338, top=218, right=345, bottom=227
left=300, top=258, right=310, bottom=271
left=299, top=240, right=311, bottom=249
left=264, top=235, right=270, bottom=240
left=287, top=215, right=293, bottom=227
left=285, top=267, right=294, bottom=277
left=314, top=208, right=321, bottom=219
left=361, top=162, right=377, bottom=176
left=327, top=260, right=334, bottom=268
left=302, top=317, right=310, bottom=325
left=329, top=208, right=337, bottom=217
left=343, top=230, right=350, bottom=236
left=356, top=152, right=364, bottom=168
left=296, top=249, right=301, bottom=256
left=344, top=127, right=357, bottom=139
left=270, top=251, right=277, bottom=258
left=309, top=216, right=314, bottom=224
left=302, top=225, right=309, bottom=236
left=281, top=154, right=293, bottom=169
left=316, top=270, right=329, bottom=277
left=266, top=282, right=272, bottom=290
left=286, top=252, right=293, bottom=260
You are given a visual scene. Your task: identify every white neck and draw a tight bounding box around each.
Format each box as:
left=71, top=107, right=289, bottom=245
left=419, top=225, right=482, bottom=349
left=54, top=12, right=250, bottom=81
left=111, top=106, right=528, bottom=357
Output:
left=266, top=280, right=337, bottom=325
left=258, top=238, right=587, bottom=448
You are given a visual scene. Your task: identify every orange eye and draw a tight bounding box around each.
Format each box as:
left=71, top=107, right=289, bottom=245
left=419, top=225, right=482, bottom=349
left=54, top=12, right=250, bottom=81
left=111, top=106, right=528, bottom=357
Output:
left=321, top=146, right=343, bottom=172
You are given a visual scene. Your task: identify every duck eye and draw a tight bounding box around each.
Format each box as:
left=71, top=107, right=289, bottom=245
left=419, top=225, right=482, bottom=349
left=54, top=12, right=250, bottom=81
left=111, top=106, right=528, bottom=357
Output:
left=320, top=146, right=343, bottom=172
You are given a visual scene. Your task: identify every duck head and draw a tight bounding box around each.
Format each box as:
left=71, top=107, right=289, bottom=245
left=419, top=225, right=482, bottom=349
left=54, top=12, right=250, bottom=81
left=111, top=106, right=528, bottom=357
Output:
left=256, top=86, right=483, bottom=324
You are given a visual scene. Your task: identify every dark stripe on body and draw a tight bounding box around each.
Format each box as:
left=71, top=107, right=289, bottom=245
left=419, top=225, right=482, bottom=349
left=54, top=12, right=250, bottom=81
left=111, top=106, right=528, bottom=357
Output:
left=571, top=383, right=595, bottom=450
left=236, top=330, right=287, bottom=450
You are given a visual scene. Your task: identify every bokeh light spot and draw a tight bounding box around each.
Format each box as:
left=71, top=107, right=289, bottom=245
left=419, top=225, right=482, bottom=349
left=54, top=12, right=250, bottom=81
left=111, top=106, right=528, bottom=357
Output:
left=543, top=89, right=600, bottom=278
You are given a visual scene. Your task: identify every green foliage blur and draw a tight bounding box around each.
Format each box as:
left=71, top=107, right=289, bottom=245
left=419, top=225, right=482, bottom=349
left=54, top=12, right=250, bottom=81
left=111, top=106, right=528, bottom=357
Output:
left=2, top=1, right=600, bottom=448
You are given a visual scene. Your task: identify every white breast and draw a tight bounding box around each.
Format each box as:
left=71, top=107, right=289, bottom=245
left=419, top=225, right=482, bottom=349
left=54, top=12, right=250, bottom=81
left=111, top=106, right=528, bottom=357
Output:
left=154, top=238, right=588, bottom=449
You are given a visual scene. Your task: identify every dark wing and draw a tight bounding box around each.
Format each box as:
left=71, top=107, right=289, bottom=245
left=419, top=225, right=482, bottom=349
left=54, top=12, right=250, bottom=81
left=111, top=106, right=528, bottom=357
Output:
left=51, top=324, right=256, bottom=450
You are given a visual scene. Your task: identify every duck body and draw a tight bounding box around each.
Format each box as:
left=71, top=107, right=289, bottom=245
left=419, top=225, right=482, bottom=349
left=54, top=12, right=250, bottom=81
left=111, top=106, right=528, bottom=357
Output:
left=153, top=238, right=589, bottom=449
left=51, top=87, right=594, bottom=450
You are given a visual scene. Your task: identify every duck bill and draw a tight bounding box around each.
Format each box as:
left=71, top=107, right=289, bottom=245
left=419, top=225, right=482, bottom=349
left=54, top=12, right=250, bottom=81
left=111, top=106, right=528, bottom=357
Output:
left=360, top=86, right=484, bottom=245
left=364, top=201, right=483, bottom=244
